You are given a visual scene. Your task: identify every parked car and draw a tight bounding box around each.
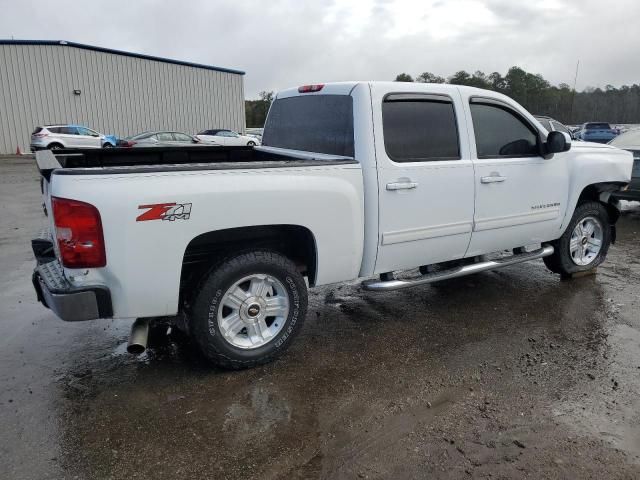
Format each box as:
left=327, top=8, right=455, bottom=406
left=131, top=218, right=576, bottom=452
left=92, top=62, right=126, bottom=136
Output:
left=534, top=115, right=575, bottom=139
left=32, top=81, right=633, bottom=370
left=195, top=129, right=260, bottom=146
left=608, top=129, right=640, bottom=201
left=574, top=122, right=619, bottom=143
left=246, top=128, right=264, bottom=142
left=118, top=131, right=202, bottom=147
left=31, top=125, right=117, bottom=151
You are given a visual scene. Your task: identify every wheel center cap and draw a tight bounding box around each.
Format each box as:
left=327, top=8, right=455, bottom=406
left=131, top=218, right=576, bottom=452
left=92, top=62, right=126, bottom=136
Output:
left=582, top=237, right=588, bottom=245
left=247, top=304, right=261, bottom=318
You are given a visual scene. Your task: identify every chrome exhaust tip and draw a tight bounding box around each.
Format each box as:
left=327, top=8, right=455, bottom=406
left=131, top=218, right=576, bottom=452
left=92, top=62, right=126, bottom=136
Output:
left=127, top=318, right=150, bottom=355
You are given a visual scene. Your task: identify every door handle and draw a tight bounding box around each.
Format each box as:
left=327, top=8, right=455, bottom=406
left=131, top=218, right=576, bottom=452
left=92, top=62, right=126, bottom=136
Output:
left=386, top=181, right=418, bottom=191
left=480, top=174, right=506, bottom=184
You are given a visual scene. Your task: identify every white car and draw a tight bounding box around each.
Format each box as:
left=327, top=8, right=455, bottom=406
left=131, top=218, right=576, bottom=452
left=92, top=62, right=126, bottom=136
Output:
left=32, top=82, right=633, bottom=370
left=195, top=129, right=260, bottom=146
left=31, top=125, right=116, bottom=150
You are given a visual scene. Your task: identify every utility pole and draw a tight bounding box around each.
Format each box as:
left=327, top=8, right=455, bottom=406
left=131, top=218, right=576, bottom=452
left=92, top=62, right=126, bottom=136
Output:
left=569, top=60, right=580, bottom=123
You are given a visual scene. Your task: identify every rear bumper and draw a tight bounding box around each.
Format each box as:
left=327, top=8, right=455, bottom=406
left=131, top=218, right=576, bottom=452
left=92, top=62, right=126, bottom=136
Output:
left=31, top=233, right=112, bottom=321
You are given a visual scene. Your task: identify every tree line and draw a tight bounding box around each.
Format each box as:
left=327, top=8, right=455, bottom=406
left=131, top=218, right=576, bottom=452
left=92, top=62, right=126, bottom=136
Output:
left=244, top=67, right=640, bottom=127
left=395, top=67, right=640, bottom=125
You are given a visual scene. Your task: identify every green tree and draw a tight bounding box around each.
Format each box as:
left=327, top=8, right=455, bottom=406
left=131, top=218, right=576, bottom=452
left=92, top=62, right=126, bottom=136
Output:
left=416, top=72, right=445, bottom=83
left=395, top=73, right=414, bottom=82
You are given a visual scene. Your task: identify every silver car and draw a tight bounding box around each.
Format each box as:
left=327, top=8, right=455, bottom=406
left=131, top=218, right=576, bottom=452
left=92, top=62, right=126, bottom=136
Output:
left=30, top=125, right=116, bottom=150
left=119, top=131, right=205, bottom=147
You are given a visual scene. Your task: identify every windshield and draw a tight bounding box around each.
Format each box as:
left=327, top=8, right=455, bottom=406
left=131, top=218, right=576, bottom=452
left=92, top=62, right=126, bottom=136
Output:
left=586, top=123, right=611, bottom=130
left=609, top=128, right=640, bottom=148
left=263, top=95, right=354, bottom=156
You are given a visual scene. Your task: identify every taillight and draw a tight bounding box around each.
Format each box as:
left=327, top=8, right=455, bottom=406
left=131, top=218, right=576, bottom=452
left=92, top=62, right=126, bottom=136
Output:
left=33, top=133, right=48, bottom=138
left=52, top=197, right=106, bottom=268
left=298, top=84, right=324, bottom=93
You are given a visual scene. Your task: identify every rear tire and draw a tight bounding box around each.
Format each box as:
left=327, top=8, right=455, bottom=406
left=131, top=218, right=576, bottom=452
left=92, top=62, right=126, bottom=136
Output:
left=102, top=143, right=113, bottom=148
left=48, top=143, right=63, bottom=150
left=543, top=201, right=611, bottom=277
left=247, top=141, right=256, bottom=146
left=190, top=250, right=307, bottom=369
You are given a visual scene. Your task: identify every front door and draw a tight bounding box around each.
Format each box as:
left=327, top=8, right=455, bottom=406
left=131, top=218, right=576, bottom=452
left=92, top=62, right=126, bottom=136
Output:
left=373, top=87, right=476, bottom=274
left=463, top=96, right=569, bottom=256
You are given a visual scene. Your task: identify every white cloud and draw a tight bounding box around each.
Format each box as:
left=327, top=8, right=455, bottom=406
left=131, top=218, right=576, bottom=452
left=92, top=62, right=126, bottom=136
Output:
left=0, top=0, right=638, bottom=97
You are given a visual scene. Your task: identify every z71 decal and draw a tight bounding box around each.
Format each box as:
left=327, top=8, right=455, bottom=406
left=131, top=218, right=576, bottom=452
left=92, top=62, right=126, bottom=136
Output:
left=137, top=203, right=192, bottom=222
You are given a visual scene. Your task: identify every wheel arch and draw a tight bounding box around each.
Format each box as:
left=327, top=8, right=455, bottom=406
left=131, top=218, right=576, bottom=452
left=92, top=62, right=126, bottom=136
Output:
left=575, top=182, right=625, bottom=224
left=180, top=224, right=318, bottom=303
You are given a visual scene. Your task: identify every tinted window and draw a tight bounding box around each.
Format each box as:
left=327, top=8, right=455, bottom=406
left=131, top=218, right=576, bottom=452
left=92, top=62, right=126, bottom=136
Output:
left=47, top=127, right=61, bottom=134
left=382, top=96, right=460, bottom=162
left=59, top=126, right=78, bottom=135
left=263, top=95, right=354, bottom=156
left=586, top=123, right=611, bottom=130
left=32, top=127, right=43, bottom=134
left=470, top=103, right=538, bottom=157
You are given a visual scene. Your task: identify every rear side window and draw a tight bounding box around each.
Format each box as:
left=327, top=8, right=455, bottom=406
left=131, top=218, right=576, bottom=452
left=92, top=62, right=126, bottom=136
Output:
left=382, top=94, right=460, bottom=162
left=470, top=102, right=539, bottom=158
left=32, top=127, right=43, bottom=134
left=263, top=95, right=354, bottom=157
left=59, top=126, right=78, bottom=135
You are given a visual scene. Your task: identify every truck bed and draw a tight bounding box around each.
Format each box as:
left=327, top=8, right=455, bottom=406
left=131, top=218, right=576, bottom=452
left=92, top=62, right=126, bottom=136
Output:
left=35, top=145, right=357, bottom=179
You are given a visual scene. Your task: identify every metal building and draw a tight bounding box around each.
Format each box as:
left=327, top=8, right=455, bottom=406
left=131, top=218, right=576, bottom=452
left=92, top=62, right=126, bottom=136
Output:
left=0, top=40, right=245, bottom=154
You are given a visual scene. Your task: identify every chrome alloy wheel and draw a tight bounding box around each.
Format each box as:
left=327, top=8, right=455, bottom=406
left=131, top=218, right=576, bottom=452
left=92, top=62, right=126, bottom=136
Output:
left=217, top=274, right=290, bottom=349
left=569, top=216, right=603, bottom=266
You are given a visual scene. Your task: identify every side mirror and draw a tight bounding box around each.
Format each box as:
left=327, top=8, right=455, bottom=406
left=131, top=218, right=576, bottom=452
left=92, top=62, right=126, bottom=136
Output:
left=545, top=131, right=571, bottom=157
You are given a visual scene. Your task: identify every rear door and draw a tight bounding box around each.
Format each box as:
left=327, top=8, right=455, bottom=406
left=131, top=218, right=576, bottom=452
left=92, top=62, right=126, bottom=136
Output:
left=372, top=86, right=475, bottom=273
left=463, top=95, right=568, bottom=256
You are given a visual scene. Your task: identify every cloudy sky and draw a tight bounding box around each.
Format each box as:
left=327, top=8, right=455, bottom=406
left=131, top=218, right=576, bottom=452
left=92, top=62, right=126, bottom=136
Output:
left=0, top=0, right=638, bottom=98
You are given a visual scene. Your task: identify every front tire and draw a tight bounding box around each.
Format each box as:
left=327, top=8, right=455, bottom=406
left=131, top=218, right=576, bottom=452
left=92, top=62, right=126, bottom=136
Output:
left=190, top=250, right=307, bottom=369
left=247, top=141, right=256, bottom=146
left=48, top=143, right=63, bottom=150
left=543, top=201, right=611, bottom=276
left=102, top=143, right=113, bottom=148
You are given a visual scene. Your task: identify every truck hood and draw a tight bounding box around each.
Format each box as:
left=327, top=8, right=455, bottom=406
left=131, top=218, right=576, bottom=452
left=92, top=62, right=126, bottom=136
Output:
left=570, top=140, right=634, bottom=183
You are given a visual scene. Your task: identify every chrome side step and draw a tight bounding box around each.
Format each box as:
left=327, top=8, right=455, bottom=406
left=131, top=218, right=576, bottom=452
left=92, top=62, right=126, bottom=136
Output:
left=362, top=245, right=554, bottom=292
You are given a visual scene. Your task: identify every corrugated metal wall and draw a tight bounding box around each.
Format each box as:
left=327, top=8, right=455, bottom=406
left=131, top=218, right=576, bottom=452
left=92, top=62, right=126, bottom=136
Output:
left=0, top=44, right=245, bottom=154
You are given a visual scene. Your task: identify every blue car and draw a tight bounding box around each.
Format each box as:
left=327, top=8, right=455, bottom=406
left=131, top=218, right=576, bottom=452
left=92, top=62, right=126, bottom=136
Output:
left=575, top=122, right=619, bottom=143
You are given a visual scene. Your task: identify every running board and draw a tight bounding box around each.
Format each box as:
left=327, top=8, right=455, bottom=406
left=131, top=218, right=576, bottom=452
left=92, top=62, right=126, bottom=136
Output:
left=362, top=246, right=554, bottom=292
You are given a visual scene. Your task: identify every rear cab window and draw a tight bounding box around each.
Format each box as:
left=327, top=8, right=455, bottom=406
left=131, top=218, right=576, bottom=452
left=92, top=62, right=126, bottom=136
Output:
left=381, top=93, right=460, bottom=162
left=262, top=95, right=354, bottom=156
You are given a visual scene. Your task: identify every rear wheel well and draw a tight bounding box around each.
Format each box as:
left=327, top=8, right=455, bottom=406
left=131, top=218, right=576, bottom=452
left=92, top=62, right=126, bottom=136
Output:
left=180, top=225, right=317, bottom=305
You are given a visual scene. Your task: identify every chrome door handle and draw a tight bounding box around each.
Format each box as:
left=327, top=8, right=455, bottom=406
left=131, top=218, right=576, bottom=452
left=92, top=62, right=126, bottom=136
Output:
left=480, top=175, right=506, bottom=184
left=386, top=182, right=418, bottom=191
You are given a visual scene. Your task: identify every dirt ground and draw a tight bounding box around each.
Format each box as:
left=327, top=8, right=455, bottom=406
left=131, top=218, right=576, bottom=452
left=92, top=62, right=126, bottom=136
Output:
left=1, top=155, right=639, bottom=479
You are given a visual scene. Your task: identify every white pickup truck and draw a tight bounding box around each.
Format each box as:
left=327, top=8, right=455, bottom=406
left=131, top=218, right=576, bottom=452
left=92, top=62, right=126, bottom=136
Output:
left=32, top=82, right=633, bottom=369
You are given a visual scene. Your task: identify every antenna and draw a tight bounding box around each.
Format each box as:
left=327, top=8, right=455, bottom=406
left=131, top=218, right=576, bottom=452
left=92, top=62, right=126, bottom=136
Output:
left=569, top=60, right=579, bottom=123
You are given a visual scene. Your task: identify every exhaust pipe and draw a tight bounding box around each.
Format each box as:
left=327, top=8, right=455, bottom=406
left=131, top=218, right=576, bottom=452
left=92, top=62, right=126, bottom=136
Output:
left=127, top=318, right=150, bottom=355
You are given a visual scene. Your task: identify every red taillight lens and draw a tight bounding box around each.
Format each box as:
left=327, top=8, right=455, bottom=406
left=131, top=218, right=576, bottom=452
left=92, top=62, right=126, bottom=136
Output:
left=298, top=84, right=324, bottom=93
left=33, top=133, right=48, bottom=138
left=52, top=197, right=106, bottom=268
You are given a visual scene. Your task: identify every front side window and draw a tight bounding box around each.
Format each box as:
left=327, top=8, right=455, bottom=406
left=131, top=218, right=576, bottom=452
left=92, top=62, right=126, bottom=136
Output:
left=382, top=95, right=460, bottom=162
left=157, top=132, right=173, bottom=141
left=470, top=102, right=539, bottom=158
